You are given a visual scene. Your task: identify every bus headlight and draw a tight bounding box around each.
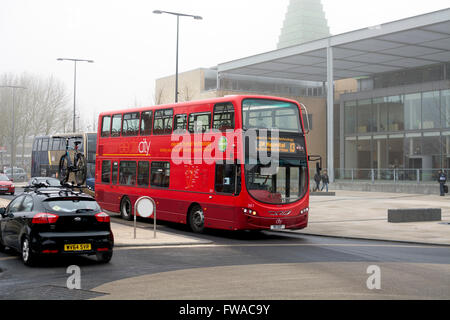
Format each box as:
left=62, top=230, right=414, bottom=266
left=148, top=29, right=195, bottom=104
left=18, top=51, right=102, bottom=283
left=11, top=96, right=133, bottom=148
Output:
left=300, top=207, right=309, bottom=214
left=242, top=208, right=257, bottom=216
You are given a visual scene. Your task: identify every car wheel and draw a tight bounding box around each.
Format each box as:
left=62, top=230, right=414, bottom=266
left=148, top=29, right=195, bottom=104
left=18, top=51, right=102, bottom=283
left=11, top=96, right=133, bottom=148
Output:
left=188, top=205, right=205, bottom=233
left=96, top=251, right=113, bottom=264
left=21, top=236, right=38, bottom=266
left=10, top=192, right=14, bottom=196
left=120, top=196, right=133, bottom=221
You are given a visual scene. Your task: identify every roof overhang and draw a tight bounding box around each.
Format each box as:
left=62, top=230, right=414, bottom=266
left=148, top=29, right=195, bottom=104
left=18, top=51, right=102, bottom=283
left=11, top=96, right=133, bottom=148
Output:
left=218, top=8, right=450, bottom=82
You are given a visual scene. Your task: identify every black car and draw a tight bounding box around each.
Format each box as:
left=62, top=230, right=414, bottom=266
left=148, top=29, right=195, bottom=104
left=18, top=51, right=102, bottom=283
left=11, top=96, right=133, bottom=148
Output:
left=0, top=186, right=113, bottom=266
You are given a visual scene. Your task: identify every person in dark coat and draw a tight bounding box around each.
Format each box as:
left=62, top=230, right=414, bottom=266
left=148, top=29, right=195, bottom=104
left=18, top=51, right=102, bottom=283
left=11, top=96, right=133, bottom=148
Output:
left=321, top=170, right=329, bottom=192
left=437, top=170, right=447, bottom=196
left=313, top=172, right=321, bottom=192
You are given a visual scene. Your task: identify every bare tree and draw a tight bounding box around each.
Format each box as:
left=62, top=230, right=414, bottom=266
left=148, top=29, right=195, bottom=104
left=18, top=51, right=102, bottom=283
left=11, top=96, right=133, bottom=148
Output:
left=0, top=72, right=70, bottom=170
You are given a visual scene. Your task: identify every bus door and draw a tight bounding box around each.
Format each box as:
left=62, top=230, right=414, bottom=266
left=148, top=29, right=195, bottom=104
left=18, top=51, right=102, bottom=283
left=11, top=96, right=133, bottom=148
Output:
left=207, top=162, right=240, bottom=228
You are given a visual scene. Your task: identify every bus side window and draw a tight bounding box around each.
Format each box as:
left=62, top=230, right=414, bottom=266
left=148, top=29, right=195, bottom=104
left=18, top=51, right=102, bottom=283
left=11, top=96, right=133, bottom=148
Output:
left=60, top=138, right=66, bottom=150
left=32, top=139, right=38, bottom=151
left=213, top=102, right=235, bottom=131
left=137, top=161, right=149, bottom=187
left=188, top=112, right=211, bottom=133
left=37, top=139, right=42, bottom=152
left=140, top=111, right=153, bottom=136
left=111, top=114, right=122, bottom=137
left=101, top=116, right=111, bottom=137
left=102, top=160, right=111, bottom=183
left=150, top=162, right=170, bottom=188
left=215, top=164, right=236, bottom=194
left=174, top=114, right=187, bottom=132
left=153, top=109, right=173, bottom=135
left=112, top=162, right=118, bottom=184
left=41, top=138, right=49, bottom=151
left=122, top=112, right=139, bottom=136
left=119, top=161, right=137, bottom=186
left=51, top=138, right=61, bottom=151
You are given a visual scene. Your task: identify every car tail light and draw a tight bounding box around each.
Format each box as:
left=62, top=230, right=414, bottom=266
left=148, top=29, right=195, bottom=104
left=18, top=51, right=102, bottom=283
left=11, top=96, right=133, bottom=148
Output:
left=32, top=213, right=59, bottom=224
left=95, top=212, right=110, bottom=223
left=97, top=248, right=109, bottom=252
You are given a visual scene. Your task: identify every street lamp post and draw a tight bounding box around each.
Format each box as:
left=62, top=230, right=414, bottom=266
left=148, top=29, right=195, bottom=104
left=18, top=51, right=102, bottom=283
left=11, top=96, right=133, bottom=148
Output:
left=57, top=58, right=94, bottom=132
left=0, top=85, right=27, bottom=179
left=153, top=10, right=202, bottom=103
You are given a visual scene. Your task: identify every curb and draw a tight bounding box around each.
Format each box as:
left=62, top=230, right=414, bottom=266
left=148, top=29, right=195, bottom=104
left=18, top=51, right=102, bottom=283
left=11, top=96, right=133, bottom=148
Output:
left=113, top=240, right=213, bottom=248
left=274, top=229, right=450, bottom=247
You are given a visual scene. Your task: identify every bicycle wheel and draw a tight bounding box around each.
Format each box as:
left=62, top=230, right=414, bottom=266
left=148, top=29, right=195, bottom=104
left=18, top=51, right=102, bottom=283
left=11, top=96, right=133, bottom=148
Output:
left=58, top=155, right=70, bottom=184
left=74, top=153, right=87, bottom=185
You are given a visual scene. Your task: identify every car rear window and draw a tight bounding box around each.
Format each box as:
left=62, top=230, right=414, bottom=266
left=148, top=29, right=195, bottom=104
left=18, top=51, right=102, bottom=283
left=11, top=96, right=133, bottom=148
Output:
left=0, top=175, right=9, bottom=181
left=43, top=199, right=101, bottom=213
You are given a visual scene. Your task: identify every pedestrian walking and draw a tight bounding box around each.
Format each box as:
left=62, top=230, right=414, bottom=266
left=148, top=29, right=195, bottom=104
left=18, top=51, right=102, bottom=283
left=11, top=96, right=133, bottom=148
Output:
left=321, top=170, right=329, bottom=192
left=313, top=172, right=321, bottom=192
left=437, top=169, right=447, bottom=196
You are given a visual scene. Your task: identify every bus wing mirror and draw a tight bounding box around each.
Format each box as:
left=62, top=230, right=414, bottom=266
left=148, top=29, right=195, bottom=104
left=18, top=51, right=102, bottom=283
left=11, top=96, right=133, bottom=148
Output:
left=299, top=103, right=310, bottom=134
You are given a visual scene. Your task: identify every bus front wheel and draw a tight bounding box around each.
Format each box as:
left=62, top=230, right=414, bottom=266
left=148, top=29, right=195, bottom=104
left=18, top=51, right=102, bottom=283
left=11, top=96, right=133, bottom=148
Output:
left=188, top=205, right=205, bottom=233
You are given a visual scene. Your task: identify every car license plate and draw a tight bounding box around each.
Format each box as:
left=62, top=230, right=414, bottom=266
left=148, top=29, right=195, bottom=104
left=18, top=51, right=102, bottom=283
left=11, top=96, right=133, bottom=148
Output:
left=64, top=244, right=91, bottom=251
left=270, top=225, right=285, bottom=230
left=0, top=187, right=7, bottom=191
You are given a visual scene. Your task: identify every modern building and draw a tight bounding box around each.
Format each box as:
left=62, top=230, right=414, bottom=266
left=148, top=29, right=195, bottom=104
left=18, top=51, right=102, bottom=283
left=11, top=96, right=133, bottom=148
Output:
left=155, top=8, right=450, bottom=190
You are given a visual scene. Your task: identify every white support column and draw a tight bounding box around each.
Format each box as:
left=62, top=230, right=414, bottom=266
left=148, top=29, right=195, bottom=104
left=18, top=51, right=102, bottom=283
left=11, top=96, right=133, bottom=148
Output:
left=326, top=42, right=334, bottom=182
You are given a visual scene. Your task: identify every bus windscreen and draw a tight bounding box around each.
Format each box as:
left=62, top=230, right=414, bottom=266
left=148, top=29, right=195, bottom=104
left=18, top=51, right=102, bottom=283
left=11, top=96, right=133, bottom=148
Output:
left=242, top=99, right=302, bottom=133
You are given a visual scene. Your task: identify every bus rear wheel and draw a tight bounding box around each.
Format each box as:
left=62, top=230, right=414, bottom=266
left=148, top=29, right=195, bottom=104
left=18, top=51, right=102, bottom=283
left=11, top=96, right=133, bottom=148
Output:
left=120, top=196, right=133, bottom=221
left=189, top=205, right=205, bottom=233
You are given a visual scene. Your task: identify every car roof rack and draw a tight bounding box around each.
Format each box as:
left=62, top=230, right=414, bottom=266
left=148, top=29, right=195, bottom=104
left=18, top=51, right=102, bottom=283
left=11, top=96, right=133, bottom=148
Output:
left=25, top=180, right=90, bottom=197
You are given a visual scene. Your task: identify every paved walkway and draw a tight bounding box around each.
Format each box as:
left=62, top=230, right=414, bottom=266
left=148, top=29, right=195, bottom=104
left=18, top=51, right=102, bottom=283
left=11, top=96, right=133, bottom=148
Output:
left=111, top=221, right=211, bottom=247
left=291, top=190, right=450, bottom=245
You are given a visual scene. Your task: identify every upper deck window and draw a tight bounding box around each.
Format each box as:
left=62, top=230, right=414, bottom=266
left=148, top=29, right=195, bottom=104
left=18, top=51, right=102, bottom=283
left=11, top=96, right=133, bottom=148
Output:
left=140, top=111, right=153, bottom=136
left=188, top=112, right=211, bottom=133
left=122, top=112, right=140, bottom=136
left=153, top=109, right=173, bottom=135
left=174, top=114, right=188, bottom=132
left=242, top=99, right=302, bottom=133
left=101, top=116, right=111, bottom=137
left=41, top=138, right=49, bottom=151
left=213, top=103, right=234, bottom=131
left=111, top=114, right=122, bottom=137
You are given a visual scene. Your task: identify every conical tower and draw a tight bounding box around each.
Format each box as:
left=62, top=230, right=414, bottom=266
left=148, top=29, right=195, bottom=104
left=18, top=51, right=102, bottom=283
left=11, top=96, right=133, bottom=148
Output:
left=277, top=0, right=331, bottom=49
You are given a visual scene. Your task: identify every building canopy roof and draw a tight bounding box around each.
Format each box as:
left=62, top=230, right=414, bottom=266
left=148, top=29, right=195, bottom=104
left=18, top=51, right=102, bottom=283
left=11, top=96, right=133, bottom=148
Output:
left=218, top=8, right=450, bottom=82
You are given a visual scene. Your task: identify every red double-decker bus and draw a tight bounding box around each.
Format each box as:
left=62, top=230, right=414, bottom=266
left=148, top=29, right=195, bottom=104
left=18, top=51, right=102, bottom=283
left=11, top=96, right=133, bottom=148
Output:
left=95, top=95, right=310, bottom=233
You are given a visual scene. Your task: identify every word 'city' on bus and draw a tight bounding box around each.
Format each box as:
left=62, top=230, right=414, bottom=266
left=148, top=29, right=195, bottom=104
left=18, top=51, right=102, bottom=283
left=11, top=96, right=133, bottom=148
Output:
left=95, top=95, right=310, bottom=233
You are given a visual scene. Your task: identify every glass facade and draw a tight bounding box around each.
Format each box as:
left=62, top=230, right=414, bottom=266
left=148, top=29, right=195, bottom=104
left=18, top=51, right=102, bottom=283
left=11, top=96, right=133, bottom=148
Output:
left=343, top=89, right=450, bottom=178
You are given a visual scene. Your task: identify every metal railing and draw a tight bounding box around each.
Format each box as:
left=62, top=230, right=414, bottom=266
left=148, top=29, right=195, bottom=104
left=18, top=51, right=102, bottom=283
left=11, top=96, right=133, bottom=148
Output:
left=327, top=168, right=448, bottom=184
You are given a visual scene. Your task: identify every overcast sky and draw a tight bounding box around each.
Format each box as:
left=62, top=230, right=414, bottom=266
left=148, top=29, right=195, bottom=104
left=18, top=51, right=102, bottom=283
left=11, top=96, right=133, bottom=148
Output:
left=1, top=0, right=449, bottom=128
